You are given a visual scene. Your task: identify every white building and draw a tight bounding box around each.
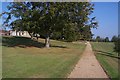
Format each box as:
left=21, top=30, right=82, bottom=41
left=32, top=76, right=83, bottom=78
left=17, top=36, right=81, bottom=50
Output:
left=10, top=30, right=31, bottom=37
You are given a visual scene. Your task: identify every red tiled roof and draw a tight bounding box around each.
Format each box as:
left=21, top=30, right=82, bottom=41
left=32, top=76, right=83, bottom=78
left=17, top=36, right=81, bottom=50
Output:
left=0, top=29, right=10, bottom=35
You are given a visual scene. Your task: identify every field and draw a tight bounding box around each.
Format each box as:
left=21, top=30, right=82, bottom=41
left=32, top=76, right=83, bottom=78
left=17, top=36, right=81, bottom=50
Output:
left=2, top=36, right=86, bottom=78
left=91, top=42, right=119, bottom=79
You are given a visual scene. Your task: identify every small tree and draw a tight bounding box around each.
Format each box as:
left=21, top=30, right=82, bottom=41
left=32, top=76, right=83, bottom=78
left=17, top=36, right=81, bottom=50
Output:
left=104, top=37, right=109, bottom=42
left=96, top=36, right=101, bottom=42
left=111, top=35, right=118, bottom=42
left=114, top=37, right=120, bottom=56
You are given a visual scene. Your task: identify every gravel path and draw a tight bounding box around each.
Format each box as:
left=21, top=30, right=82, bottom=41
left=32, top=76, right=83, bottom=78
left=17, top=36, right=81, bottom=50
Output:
left=68, top=42, right=109, bottom=78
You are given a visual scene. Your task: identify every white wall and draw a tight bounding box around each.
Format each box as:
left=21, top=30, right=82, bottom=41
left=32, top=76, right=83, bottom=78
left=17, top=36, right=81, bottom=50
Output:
left=10, top=30, right=31, bottom=37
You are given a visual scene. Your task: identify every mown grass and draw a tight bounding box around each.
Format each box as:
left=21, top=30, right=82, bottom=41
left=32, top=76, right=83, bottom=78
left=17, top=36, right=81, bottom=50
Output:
left=0, top=36, right=2, bottom=79
left=91, top=42, right=119, bottom=80
left=2, top=36, right=86, bottom=78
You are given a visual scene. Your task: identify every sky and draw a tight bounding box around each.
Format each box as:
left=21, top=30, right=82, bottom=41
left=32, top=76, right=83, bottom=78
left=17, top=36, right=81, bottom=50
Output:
left=91, top=2, right=118, bottom=39
left=118, top=2, right=120, bottom=35
left=0, top=2, right=119, bottom=40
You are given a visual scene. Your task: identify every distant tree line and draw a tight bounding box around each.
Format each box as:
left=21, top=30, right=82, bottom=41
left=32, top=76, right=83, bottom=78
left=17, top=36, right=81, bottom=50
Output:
left=92, top=35, right=120, bottom=55
left=92, top=35, right=118, bottom=42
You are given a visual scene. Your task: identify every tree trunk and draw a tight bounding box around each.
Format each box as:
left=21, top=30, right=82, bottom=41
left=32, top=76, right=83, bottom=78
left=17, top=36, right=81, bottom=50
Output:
left=19, top=31, right=21, bottom=36
left=45, top=35, right=50, bottom=48
left=36, top=36, right=39, bottom=41
left=28, top=32, right=33, bottom=39
left=16, top=30, right=17, bottom=36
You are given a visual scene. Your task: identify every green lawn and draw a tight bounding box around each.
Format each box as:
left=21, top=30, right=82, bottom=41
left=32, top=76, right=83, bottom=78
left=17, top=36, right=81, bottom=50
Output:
left=91, top=42, right=119, bottom=80
left=2, top=36, right=86, bottom=78
left=0, top=36, right=2, bottom=79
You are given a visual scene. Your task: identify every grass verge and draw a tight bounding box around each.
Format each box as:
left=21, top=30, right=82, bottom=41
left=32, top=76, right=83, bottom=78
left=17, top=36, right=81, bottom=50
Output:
left=91, top=42, right=119, bottom=80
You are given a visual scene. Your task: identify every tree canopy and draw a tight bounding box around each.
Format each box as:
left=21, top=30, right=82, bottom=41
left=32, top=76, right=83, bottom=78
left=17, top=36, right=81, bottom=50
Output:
left=3, top=2, right=98, bottom=48
left=104, top=37, right=109, bottom=42
left=111, top=35, right=118, bottom=42
left=113, top=35, right=120, bottom=55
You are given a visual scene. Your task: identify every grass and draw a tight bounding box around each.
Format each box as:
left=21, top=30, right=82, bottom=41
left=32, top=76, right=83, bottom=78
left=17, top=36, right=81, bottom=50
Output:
left=91, top=42, right=119, bottom=80
left=2, top=36, right=86, bottom=78
left=0, top=36, right=2, bottom=79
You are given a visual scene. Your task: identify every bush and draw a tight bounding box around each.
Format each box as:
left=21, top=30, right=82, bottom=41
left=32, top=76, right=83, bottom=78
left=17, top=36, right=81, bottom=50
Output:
left=114, top=38, right=120, bottom=55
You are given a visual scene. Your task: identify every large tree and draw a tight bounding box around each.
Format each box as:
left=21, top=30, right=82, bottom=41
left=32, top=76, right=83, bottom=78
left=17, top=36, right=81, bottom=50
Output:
left=3, top=2, right=98, bottom=48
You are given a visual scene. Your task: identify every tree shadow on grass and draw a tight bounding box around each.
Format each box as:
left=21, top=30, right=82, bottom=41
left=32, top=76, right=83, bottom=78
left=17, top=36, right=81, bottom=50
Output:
left=2, top=36, right=67, bottom=49
left=95, top=50, right=120, bottom=59
left=2, top=36, right=45, bottom=48
left=50, top=45, right=67, bottom=48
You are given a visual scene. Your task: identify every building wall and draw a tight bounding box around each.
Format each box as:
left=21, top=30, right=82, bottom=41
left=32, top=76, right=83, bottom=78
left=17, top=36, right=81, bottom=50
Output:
left=10, top=30, right=31, bottom=37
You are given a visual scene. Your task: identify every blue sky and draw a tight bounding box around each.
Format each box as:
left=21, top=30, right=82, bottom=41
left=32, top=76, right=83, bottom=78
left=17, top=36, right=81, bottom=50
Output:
left=91, top=2, right=118, bottom=39
left=1, top=2, right=118, bottom=39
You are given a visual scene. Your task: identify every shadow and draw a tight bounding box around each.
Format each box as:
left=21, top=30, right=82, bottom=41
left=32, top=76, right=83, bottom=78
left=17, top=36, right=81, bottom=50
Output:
left=51, top=45, right=67, bottom=48
left=2, top=36, right=68, bottom=49
left=2, top=36, right=45, bottom=48
left=95, top=50, right=120, bottom=59
left=95, top=50, right=114, bottom=55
